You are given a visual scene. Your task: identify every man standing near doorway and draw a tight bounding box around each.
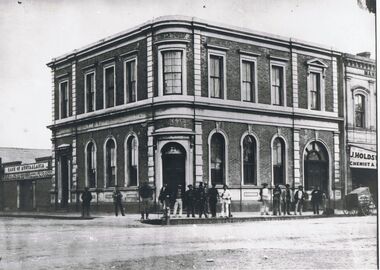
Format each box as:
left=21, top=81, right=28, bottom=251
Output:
left=311, top=186, right=323, bottom=215
left=208, top=183, right=219, bottom=218
left=173, top=185, right=183, bottom=218
left=282, top=184, right=292, bottom=215
left=260, top=183, right=270, bottom=215
left=294, top=185, right=306, bottom=215
left=81, top=187, right=92, bottom=218
left=139, top=182, right=153, bottom=220
left=197, top=182, right=208, bottom=218
left=112, top=186, right=125, bottom=217
left=185, top=184, right=196, bottom=218
left=272, top=184, right=282, bottom=216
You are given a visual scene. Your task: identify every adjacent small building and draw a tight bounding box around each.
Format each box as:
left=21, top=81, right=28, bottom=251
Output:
left=0, top=148, right=52, bottom=211
left=343, top=52, right=377, bottom=201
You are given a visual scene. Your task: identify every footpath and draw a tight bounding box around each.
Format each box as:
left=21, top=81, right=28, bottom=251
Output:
left=0, top=210, right=347, bottom=226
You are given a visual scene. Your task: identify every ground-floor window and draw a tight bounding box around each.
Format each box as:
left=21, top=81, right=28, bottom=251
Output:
left=242, top=135, right=257, bottom=185
left=210, top=133, right=225, bottom=185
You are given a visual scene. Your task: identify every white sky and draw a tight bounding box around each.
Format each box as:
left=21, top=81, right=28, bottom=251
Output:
left=0, top=0, right=375, bottom=149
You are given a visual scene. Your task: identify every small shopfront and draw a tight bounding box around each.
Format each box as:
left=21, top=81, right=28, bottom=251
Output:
left=1, top=158, right=52, bottom=211
left=349, top=146, right=377, bottom=203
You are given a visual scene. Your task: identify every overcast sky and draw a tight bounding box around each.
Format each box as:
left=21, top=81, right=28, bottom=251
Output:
left=0, top=0, right=375, bottom=149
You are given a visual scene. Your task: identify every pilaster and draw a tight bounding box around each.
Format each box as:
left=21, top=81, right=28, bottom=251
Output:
left=71, top=61, right=77, bottom=116
left=147, top=34, right=154, bottom=99
left=147, top=124, right=155, bottom=183
left=194, top=121, right=203, bottom=183
left=291, top=52, right=299, bottom=108
left=332, top=57, right=338, bottom=113
left=293, top=129, right=301, bottom=186
left=194, top=29, right=202, bottom=97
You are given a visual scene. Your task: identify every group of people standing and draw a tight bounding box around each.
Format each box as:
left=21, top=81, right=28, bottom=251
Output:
left=260, top=183, right=327, bottom=216
left=159, top=182, right=232, bottom=218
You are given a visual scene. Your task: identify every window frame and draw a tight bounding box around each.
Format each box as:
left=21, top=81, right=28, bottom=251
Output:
left=85, top=140, right=97, bottom=188
left=208, top=49, right=227, bottom=99
left=271, top=136, right=287, bottom=186
left=307, top=61, right=326, bottom=111
left=84, top=71, right=96, bottom=113
left=58, top=79, right=69, bottom=119
left=208, top=130, right=228, bottom=186
left=241, top=133, right=259, bottom=186
left=104, top=137, right=117, bottom=188
left=157, top=44, right=187, bottom=97
left=354, top=93, right=366, bottom=128
left=125, top=134, right=139, bottom=187
left=124, top=56, right=138, bottom=104
left=270, top=61, right=287, bottom=106
left=240, top=55, right=258, bottom=103
left=103, top=64, right=116, bottom=109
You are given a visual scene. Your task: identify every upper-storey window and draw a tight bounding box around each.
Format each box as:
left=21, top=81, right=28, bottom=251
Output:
left=307, top=58, right=327, bottom=111
left=163, top=51, right=182, bottom=95
left=309, top=72, right=321, bottom=110
left=59, top=80, right=69, bottom=119
left=85, top=72, right=95, bottom=112
left=241, top=59, right=256, bottom=102
left=125, top=58, right=137, bottom=103
left=355, top=94, right=365, bottom=128
left=209, top=55, right=224, bottom=99
left=158, top=44, right=187, bottom=96
left=104, top=65, right=115, bottom=108
left=271, top=64, right=285, bottom=106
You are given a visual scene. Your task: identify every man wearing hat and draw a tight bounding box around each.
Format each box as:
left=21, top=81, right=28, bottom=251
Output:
left=282, top=184, right=292, bottom=215
left=259, top=183, right=270, bottom=215
left=208, top=183, right=220, bottom=217
left=294, top=185, right=306, bottom=215
left=185, top=184, right=196, bottom=218
left=272, top=184, right=282, bottom=216
left=173, top=184, right=184, bottom=217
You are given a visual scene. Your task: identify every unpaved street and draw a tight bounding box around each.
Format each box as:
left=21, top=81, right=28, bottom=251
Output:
left=0, top=215, right=377, bottom=269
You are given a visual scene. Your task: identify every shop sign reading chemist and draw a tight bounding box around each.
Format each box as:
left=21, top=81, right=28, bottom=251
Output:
left=349, top=146, right=377, bottom=169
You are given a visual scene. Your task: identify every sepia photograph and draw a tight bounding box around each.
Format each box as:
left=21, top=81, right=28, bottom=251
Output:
left=0, top=0, right=377, bottom=269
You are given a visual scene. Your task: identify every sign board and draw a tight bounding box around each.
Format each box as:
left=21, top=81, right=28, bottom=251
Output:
left=4, top=162, right=49, bottom=174
left=349, top=146, right=377, bottom=169
left=3, top=170, right=53, bottom=181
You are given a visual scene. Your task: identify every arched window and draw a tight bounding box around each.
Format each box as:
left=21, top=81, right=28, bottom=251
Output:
left=242, top=135, right=257, bottom=185
left=355, top=94, right=365, bottom=128
left=210, top=133, right=225, bottom=185
left=304, top=141, right=328, bottom=191
left=86, top=141, right=96, bottom=188
left=272, top=137, right=285, bottom=185
left=105, top=139, right=116, bottom=187
left=126, top=136, right=138, bottom=187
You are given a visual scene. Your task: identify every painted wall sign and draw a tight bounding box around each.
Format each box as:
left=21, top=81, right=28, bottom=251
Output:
left=4, top=162, right=49, bottom=174
left=349, top=146, right=377, bottom=169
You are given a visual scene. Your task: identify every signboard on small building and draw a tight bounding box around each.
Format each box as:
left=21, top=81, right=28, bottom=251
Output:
left=349, top=146, right=377, bottom=169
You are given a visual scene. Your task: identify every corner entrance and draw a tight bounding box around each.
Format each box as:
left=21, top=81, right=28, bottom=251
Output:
left=162, top=143, right=186, bottom=200
left=59, top=156, right=70, bottom=208
left=19, top=181, right=33, bottom=211
left=304, top=141, right=329, bottom=192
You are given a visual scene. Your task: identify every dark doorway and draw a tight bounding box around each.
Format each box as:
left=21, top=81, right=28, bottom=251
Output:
left=19, top=181, right=33, bottom=211
left=352, top=168, right=378, bottom=206
left=60, top=156, right=69, bottom=208
left=162, top=143, right=186, bottom=203
left=304, top=141, right=328, bottom=192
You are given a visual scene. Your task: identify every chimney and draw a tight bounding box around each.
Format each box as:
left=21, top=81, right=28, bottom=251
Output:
left=356, top=52, right=371, bottom=58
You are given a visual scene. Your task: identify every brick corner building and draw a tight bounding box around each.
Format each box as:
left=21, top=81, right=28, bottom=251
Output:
left=46, top=16, right=366, bottom=212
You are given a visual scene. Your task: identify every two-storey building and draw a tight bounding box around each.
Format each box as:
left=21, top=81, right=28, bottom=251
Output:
left=47, top=16, right=344, bottom=211
left=343, top=52, right=377, bottom=202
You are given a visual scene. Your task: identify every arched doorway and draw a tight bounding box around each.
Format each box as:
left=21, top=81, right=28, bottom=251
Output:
left=304, top=141, right=329, bottom=192
left=162, top=142, right=186, bottom=201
